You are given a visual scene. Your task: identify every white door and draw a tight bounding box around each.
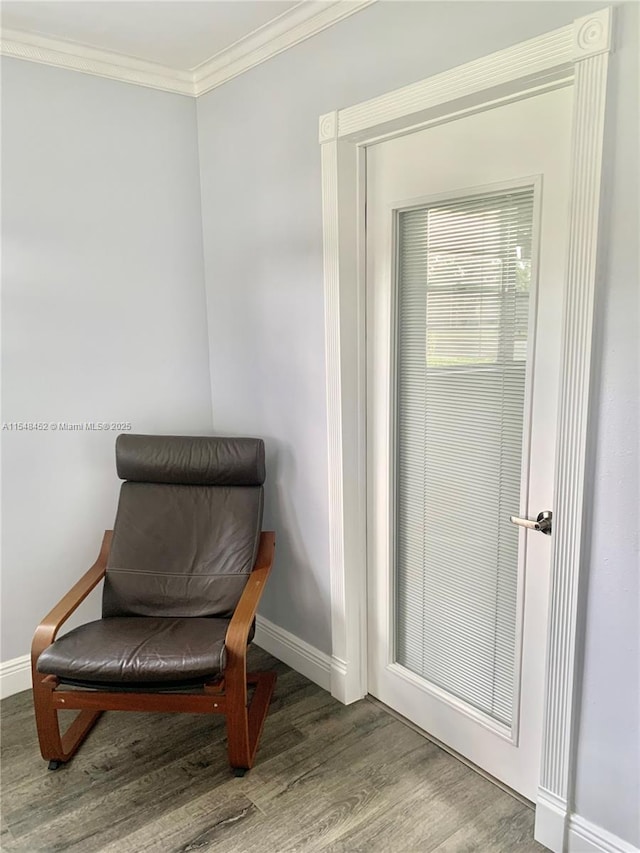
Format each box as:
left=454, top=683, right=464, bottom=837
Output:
left=366, top=86, right=573, bottom=800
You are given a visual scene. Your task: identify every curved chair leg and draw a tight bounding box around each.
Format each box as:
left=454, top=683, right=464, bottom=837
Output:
left=226, top=671, right=276, bottom=775
left=33, top=676, right=102, bottom=766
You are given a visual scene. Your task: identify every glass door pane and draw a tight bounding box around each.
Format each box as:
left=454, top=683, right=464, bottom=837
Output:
left=395, top=187, right=535, bottom=726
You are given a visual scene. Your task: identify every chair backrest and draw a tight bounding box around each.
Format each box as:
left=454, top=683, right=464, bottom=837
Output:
left=102, top=435, right=265, bottom=619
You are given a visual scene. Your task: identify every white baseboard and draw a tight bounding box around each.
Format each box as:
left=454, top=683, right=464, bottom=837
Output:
left=253, top=619, right=364, bottom=705
left=0, top=654, right=31, bottom=699
left=535, top=789, right=639, bottom=853
left=568, top=815, right=640, bottom=853
left=254, top=615, right=331, bottom=692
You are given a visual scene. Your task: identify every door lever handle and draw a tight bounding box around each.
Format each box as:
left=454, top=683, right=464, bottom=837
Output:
left=510, top=510, right=552, bottom=535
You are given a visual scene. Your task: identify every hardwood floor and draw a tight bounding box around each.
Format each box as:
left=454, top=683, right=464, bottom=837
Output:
left=1, top=648, right=545, bottom=852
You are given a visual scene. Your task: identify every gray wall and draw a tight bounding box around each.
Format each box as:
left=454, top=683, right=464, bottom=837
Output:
left=196, top=0, right=638, bottom=845
left=1, top=59, right=213, bottom=661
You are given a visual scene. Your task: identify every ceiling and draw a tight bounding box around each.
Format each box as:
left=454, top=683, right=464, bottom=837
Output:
left=0, top=1, right=302, bottom=70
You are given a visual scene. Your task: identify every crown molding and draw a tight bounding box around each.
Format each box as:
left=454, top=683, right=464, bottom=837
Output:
left=192, top=0, right=376, bottom=96
left=0, top=0, right=376, bottom=98
left=0, top=28, right=195, bottom=95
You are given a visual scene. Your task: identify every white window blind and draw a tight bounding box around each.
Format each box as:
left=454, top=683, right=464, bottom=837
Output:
left=395, top=187, right=535, bottom=727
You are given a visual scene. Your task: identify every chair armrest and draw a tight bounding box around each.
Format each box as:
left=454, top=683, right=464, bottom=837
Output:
left=31, top=530, right=113, bottom=670
left=225, top=531, right=275, bottom=658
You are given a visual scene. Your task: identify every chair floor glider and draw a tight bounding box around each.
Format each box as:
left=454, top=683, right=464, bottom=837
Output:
left=31, top=435, right=276, bottom=777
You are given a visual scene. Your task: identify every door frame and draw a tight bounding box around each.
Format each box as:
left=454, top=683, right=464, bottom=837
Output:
left=319, top=8, right=612, bottom=852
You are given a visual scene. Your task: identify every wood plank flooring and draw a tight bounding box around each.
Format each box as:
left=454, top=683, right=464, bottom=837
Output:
left=1, top=648, right=545, bottom=852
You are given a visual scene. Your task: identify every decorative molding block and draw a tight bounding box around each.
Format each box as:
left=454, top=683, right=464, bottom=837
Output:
left=0, top=654, right=31, bottom=700
left=573, top=8, right=612, bottom=60
left=0, top=28, right=194, bottom=95
left=330, top=655, right=351, bottom=704
left=535, top=788, right=568, bottom=852
left=254, top=615, right=331, bottom=692
left=319, top=111, right=338, bottom=144
left=0, top=1, right=376, bottom=97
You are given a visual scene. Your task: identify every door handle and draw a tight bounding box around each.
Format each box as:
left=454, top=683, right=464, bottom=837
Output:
left=510, top=510, right=552, bottom=535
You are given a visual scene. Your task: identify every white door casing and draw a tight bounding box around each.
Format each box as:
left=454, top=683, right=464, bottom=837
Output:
left=319, top=8, right=611, bottom=852
left=366, top=86, right=573, bottom=801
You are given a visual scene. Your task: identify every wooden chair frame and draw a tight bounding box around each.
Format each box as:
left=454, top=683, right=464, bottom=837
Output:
left=31, top=530, right=276, bottom=776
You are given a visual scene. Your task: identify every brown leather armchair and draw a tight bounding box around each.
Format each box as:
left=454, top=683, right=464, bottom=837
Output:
left=31, top=434, right=276, bottom=777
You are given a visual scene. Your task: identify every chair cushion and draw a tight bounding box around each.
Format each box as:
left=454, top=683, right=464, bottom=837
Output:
left=116, top=435, right=265, bottom=486
left=37, top=617, right=231, bottom=685
left=102, top=482, right=263, bottom=618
